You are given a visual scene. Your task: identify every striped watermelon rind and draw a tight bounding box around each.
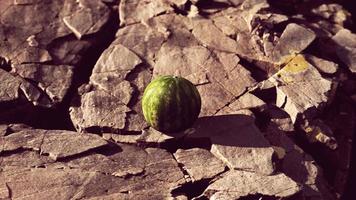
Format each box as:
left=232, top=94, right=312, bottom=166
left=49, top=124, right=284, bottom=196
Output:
left=142, top=75, right=201, bottom=133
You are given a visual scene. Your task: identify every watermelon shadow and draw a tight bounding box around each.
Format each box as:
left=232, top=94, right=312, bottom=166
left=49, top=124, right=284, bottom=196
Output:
left=183, top=114, right=271, bottom=148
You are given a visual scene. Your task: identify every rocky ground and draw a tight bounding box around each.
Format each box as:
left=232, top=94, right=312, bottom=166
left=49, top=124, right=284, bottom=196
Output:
left=0, top=0, right=355, bottom=199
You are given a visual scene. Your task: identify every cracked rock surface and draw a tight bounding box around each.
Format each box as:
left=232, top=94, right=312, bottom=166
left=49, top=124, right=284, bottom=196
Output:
left=0, top=0, right=116, bottom=126
left=1, top=0, right=356, bottom=199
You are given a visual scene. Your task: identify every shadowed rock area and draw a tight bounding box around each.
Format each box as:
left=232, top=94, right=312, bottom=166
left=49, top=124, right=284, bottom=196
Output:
left=1, top=0, right=355, bottom=199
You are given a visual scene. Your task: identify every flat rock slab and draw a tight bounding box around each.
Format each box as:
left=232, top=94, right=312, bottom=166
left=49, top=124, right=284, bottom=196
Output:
left=269, top=54, right=333, bottom=122
left=0, top=128, right=186, bottom=199
left=188, top=115, right=275, bottom=175
left=305, top=54, right=338, bottom=75
left=202, top=170, right=301, bottom=199
left=63, top=0, right=110, bottom=39
left=1, top=129, right=109, bottom=160
left=174, top=148, right=226, bottom=182
left=192, top=19, right=239, bottom=53
left=272, top=23, right=316, bottom=63
left=332, top=29, right=356, bottom=73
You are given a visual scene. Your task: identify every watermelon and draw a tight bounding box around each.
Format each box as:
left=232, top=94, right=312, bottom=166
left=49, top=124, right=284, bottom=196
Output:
left=142, top=75, right=201, bottom=133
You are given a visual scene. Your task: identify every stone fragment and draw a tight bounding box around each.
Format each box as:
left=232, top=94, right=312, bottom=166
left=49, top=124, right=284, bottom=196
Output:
left=332, top=29, right=356, bottom=73
left=174, top=148, right=226, bottom=182
left=215, top=93, right=265, bottom=116
left=69, top=147, right=185, bottom=199
left=70, top=44, right=144, bottom=132
left=269, top=54, right=333, bottom=122
left=1, top=129, right=46, bottom=152
left=196, top=82, right=235, bottom=116
left=207, top=63, right=256, bottom=97
left=1, top=129, right=109, bottom=160
left=19, top=80, right=52, bottom=107
left=15, top=47, right=52, bottom=63
left=65, top=143, right=146, bottom=177
left=266, top=106, right=294, bottom=132
left=41, top=131, right=109, bottom=160
left=228, top=93, right=265, bottom=110
left=202, top=170, right=301, bottom=199
left=0, top=150, right=52, bottom=172
left=119, top=0, right=173, bottom=26
left=70, top=90, right=131, bottom=131
left=115, top=23, right=166, bottom=66
left=188, top=115, right=275, bottom=175
left=12, top=64, right=74, bottom=104
left=2, top=168, right=94, bottom=199
left=92, top=44, right=142, bottom=75
left=0, top=69, right=53, bottom=111
left=211, top=7, right=249, bottom=37
left=0, top=68, right=22, bottom=102
left=305, top=54, right=338, bottom=74
left=153, top=44, right=209, bottom=80
left=63, top=0, right=110, bottom=39
left=141, top=147, right=186, bottom=185
left=272, top=23, right=316, bottom=63
left=192, top=19, right=239, bottom=53
left=215, top=51, right=240, bottom=72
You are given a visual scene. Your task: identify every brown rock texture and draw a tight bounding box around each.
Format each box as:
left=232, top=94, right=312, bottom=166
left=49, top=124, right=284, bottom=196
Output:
left=1, top=0, right=355, bottom=199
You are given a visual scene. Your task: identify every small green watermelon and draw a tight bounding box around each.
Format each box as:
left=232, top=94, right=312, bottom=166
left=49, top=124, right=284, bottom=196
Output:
left=142, top=75, right=201, bottom=133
